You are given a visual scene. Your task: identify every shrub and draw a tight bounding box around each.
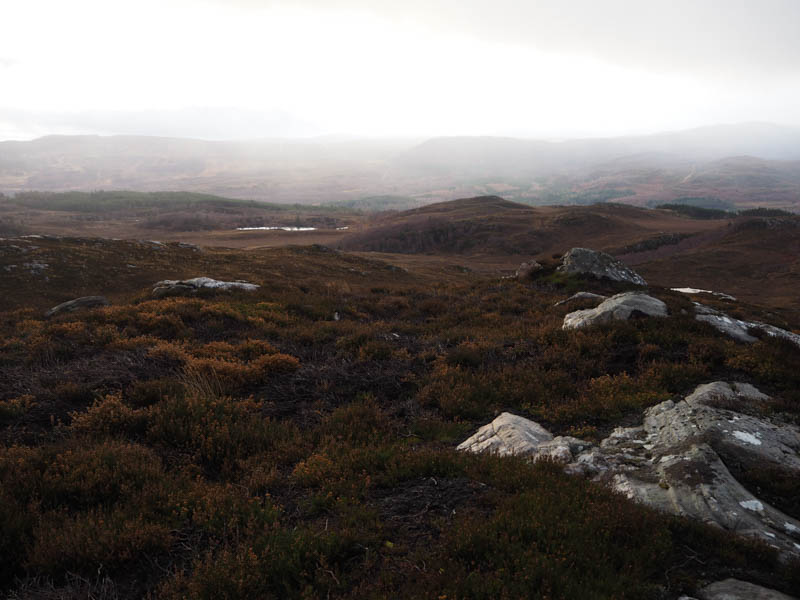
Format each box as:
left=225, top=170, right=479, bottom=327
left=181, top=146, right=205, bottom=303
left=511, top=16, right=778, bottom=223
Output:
left=0, top=441, right=168, bottom=524
left=27, top=507, right=173, bottom=575
left=160, top=528, right=368, bottom=600
left=127, top=377, right=186, bottom=407
left=70, top=394, right=148, bottom=438
left=0, top=394, right=35, bottom=422
left=148, top=340, right=189, bottom=366
left=318, top=395, right=391, bottom=446
left=147, top=395, right=305, bottom=473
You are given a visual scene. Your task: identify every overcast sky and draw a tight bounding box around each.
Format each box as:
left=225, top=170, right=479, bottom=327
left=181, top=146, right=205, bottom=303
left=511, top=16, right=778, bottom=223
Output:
left=2, top=0, right=800, bottom=140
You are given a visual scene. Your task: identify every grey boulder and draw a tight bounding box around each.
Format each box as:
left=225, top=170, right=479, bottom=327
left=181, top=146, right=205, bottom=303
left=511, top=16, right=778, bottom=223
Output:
left=557, top=247, right=647, bottom=286
left=456, top=412, right=553, bottom=457
left=456, top=412, right=593, bottom=462
left=562, top=291, right=668, bottom=330
left=699, top=578, right=798, bottom=600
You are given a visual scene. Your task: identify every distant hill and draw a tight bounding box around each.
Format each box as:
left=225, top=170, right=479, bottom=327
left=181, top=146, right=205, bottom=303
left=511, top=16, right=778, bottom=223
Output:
left=0, top=135, right=414, bottom=203
left=634, top=215, right=800, bottom=310
left=339, top=196, right=723, bottom=256
left=395, top=123, right=800, bottom=175
left=3, top=123, right=800, bottom=210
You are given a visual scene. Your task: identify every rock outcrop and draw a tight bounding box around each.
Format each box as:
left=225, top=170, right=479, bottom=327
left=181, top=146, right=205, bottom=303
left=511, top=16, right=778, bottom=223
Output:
left=152, top=277, right=260, bottom=298
left=515, top=260, right=543, bottom=279
left=562, top=291, right=668, bottom=330
left=456, top=412, right=592, bottom=462
left=458, top=382, right=800, bottom=558
left=557, top=247, right=647, bottom=286
left=671, top=287, right=737, bottom=302
left=697, top=578, right=798, bottom=600
left=695, top=303, right=800, bottom=348
left=456, top=412, right=553, bottom=456
left=44, top=296, right=110, bottom=318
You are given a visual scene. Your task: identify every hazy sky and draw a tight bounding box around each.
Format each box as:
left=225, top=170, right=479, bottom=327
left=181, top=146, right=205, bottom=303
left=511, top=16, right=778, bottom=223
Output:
left=2, top=0, right=800, bottom=140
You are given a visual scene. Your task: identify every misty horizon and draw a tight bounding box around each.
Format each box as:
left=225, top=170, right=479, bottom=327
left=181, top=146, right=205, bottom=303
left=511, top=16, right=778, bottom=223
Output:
left=3, top=1, right=800, bottom=142
left=2, top=112, right=799, bottom=145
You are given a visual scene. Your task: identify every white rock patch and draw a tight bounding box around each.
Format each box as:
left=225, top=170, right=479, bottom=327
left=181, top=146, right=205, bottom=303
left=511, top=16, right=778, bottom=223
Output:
left=739, top=499, right=764, bottom=512
left=732, top=431, right=762, bottom=446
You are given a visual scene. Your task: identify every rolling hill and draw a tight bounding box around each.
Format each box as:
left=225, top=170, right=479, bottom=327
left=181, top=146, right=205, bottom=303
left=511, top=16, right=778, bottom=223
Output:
left=3, top=123, right=800, bottom=210
left=339, top=196, right=724, bottom=257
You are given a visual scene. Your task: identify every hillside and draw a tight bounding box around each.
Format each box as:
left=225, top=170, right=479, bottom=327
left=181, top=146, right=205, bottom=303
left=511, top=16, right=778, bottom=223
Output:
left=1, top=234, right=800, bottom=598
left=337, top=196, right=800, bottom=313
left=633, top=215, right=800, bottom=311
left=339, top=196, right=723, bottom=257
left=0, top=190, right=359, bottom=246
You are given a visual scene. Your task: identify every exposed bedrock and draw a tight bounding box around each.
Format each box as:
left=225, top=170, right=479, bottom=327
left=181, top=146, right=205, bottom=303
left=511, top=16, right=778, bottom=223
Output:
left=562, top=291, right=668, bottom=330
left=458, top=382, right=800, bottom=559
left=694, top=303, right=800, bottom=348
left=695, top=578, right=798, bottom=600
left=152, top=276, right=260, bottom=298
left=557, top=247, right=647, bottom=286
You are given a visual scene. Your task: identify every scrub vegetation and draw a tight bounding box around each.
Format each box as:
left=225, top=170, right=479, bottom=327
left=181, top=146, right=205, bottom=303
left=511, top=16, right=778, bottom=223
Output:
left=1, top=238, right=799, bottom=599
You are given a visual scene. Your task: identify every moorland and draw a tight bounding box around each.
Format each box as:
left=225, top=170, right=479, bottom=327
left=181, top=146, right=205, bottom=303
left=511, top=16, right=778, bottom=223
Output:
left=0, top=186, right=799, bottom=599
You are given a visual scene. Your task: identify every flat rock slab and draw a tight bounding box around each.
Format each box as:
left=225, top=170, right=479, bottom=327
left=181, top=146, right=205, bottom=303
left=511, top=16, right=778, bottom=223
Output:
left=699, top=578, right=798, bottom=600
left=563, top=291, right=668, bottom=330
left=671, top=287, right=737, bottom=301
left=44, top=296, right=110, bottom=318
left=152, top=277, right=260, bottom=298
left=557, top=247, right=647, bottom=286
left=694, top=303, right=800, bottom=348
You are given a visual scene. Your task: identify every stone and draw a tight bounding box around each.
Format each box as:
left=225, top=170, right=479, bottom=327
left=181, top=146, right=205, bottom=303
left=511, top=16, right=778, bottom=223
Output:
left=152, top=277, right=260, bottom=298
left=515, top=260, right=543, bottom=279
left=458, top=382, right=800, bottom=559
left=694, top=303, right=759, bottom=343
left=44, top=296, right=110, bottom=318
left=594, top=382, right=800, bottom=558
left=557, top=247, right=647, bottom=285
left=457, top=413, right=594, bottom=464
left=554, top=292, right=607, bottom=307
left=176, top=242, right=201, bottom=251
left=699, top=578, right=798, bottom=600
left=694, top=303, right=800, bottom=348
left=537, top=436, right=594, bottom=463
left=456, top=412, right=554, bottom=457
left=562, top=292, right=668, bottom=330
left=671, top=287, right=737, bottom=301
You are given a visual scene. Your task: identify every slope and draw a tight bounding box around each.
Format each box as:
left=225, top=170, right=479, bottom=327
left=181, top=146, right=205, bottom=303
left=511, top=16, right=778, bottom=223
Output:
left=339, top=196, right=723, bottom=257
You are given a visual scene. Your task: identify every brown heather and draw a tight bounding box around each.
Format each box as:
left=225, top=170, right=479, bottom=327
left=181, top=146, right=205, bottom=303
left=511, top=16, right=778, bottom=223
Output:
left=0, top=239, right=799, bottom=599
